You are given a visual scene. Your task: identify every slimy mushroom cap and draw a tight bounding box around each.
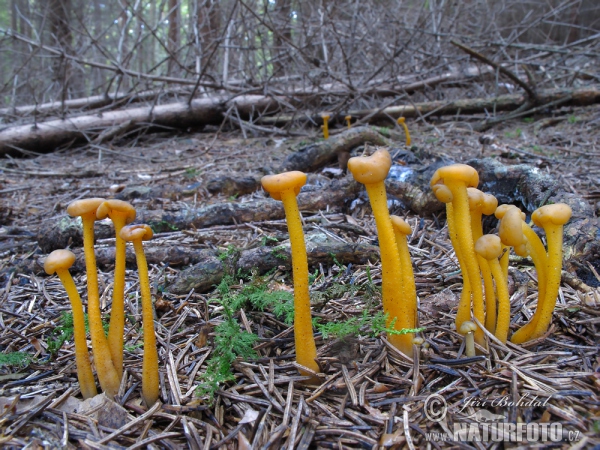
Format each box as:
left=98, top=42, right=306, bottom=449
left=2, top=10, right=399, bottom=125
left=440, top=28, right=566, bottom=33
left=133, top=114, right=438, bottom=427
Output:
left=347, top=148, right=392, bottom=184
left=44, top=249, right=76, bottom=274
left=120, top=224, right=153, bottom=242
left=430, top=164, right=479, bottom=189
left=532, top=204, right=572, bottom=226
left=261, top=171, right=307, bottom=200
left=432, top=184, right=453, bottom=203
left=459, top=320, right=477, bottom=335
left=390, top=215, right=412, bottom=235
left=96, top=199, right=136, bottom=223
left=474, top=234, right=502, bottom=261
left=67, top=198, right=105, bottom=218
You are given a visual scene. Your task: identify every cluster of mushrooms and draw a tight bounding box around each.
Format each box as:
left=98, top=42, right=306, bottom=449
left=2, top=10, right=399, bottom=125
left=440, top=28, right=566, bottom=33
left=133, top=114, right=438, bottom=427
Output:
left=46, top=150, right=572, bottom=399
left=262, top=149, right=572, bottom=377
left=44, top=199, right=158, bottom=406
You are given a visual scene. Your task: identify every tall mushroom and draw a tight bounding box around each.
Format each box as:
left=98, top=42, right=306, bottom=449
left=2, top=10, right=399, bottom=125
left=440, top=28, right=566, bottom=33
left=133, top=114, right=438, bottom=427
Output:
left=468, top=188, right=498, bottom=332
left=67, top=198, right=120, bottom=398
left=321, top=112, right=331, bottom=139
left=348, top=149, right=415, bottom=356
left=261, top=171, right=320, bottom=376
left=120, top=224, right=159, bottom=406
left=44, top=249, right=98, bottom=399
left=96, top=200, right=136, bottom=379
left=474, top=235, right=510, bottom=343
left=516, top=204, right=572, bottom=342
left=390, top=215, right=417, bottom=330
left=430, top=164, right=485, bottom=349
left=396, top=117, right=411, bottom=146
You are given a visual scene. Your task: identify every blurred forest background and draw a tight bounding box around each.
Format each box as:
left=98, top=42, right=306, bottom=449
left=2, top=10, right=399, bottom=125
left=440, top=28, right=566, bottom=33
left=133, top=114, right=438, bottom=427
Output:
left=0, top=0, right=599, bottom=148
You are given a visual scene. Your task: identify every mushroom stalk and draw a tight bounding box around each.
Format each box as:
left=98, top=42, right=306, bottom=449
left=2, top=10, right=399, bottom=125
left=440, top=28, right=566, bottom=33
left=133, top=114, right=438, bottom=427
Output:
left=321, top=113, right=330, bottom=139
left=459, top=321, right=477, bottom=357
left=67, top=199, right=120, bottom=398
left=45, top=250, right=97, bottom=399
left=97, top=200, right=136, bottom=380
left=391, top=216, right=418, bottom=335
left=261, top=171, right=319, bottom=378
left=396, top=117, right=411, bottom=146
left=121, top=224, right=159, bottom=406
left=348, top=149, right=415, bottom=356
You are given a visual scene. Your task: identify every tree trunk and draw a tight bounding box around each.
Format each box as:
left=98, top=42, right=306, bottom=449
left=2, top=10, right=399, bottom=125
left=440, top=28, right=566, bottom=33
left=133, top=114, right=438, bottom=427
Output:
left=167, top=0, right=180, bottom=76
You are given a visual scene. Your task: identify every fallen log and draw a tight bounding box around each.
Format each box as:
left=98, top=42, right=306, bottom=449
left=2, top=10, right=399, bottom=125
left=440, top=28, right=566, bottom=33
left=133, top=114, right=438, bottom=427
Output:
left=259, top=86, right=600, bottom=125
left=167, top=232, right=381, bottom=294
left=36, top=175, right=440, bottom=253
left=0, top=95, right=283, bottom=156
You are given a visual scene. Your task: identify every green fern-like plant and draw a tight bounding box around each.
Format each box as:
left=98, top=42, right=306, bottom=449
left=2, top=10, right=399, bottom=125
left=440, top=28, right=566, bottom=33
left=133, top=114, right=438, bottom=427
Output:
left=0, top=352, right=33, bottom=368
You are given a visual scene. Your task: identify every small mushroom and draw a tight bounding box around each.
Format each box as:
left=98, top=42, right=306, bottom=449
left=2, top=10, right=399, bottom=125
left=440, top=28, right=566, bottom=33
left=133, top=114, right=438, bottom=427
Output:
left=120, top=224, right=159, bottom=406
left=430, top=165, right=485, bottom=349
left=348, top=149, right=415, bottom=356
left=459, top=321, right=477, bottom=357
left=345, top=115, right=352, bottom=129
left=67, top=198, right=120, bottom=398
left=518, top=204, right=572, bottom=342
left=396, top=117, right=411, bottom=146
left=474, top=235, right=510, bottom=343
left=44, top=250, right=98, bottom=399
left=96, top=200, right=136, bottom=380
left=261, top=171, right=320, bottom=377
left=321, top=112, right=331, bottom=139
left=468, top=188, right=498, bottom=332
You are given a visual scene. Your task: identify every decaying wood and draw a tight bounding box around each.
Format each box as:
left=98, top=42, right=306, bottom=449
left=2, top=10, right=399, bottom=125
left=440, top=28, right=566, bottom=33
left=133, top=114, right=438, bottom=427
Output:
left=260, top=86, right=600, bottom=125
left=0, top=95, right=284, bottom=156
left=278, top=126, right=392, bottom=173
left=37, top=174, right=441, bottom=253
left=167, top=232, right=380, bottom=294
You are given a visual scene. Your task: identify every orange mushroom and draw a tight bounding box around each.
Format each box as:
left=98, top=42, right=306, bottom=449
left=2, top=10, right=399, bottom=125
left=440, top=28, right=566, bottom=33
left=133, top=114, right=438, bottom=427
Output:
left=345, top=115, right=352, bottom=129
left=120, top=224, right=159, bottom=406
left=396, top=117, right=411, bottom=146
left=468, top=188, right=498, bottom=332
left=67, top=198, right=120, bottom=398
left=44, top=249, right=98, bottom=399
left=261, top=171, right=320, bottom=377
left=474, top=235, right=510, bottom=343
left=390, top=215, right=417, bottom=331
left=321, top=112, right=331, bottom=139
left=348, top=149, right=415, bottom=356
left=430, top=165, right=485, bottom=349
left=96, top=199, right=136, bottom=380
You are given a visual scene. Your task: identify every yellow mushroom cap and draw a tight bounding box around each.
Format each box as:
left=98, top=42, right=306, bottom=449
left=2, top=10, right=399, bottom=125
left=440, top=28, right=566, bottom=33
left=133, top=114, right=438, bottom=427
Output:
left=44, top=249, right=76, bottom=274
left=261, top=171, right=307, bottom=201
left=467, top=188, right=484, bottom=211
left=345, top=115, right=351, bottom=120
left=494, top=204, right=525, bottom=220
left=96, top=200, right=136, bottom=223
left=430, top=164, right=479, bottom=189
left=432, top=184, right=453, bottom=203
left=120, top=224, right=153, bottom=242
left=67, top=198, right=105, bottom=218
left=498, top=207, right=526, bottom=247
left=412, top=337, right=424, bottom=345
left=390, top=215, right=412, bottom=235
left=347, top=148, right=392, bottom=184
left=532, top=204, right=572, bottom=227
left=481, top=193, right=498, bottom=216
left=321, top=112, right=331, bottom=119
left=474, top=235, right=502, bottom=260
left=459, top=320, right=477, bottom=334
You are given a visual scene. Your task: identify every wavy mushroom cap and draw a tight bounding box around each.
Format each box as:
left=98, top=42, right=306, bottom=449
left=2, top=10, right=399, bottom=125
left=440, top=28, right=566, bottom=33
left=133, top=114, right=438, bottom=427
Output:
left=498, top=207, right=526, bottom=247
left=96, top=199, right=136, bottom=223
left=432, top=184, right=453, bottom=203
left=474, top=235, right=503, bottom=261
left=390, top=215, right=412, bottom=235
left=67, top=198, right=105, bottom=218
left=347, top=148, right=392, bottom=184
left=482, top=193, right=499, bottom=216
left=44, top=249, right=77, bottom=274
left=430, top=164, right=479, bottom=188
left=261, top=171, right=307, bottom=201
left=120, top=224, right=154, bottom=242
left=467, top=188, right=484, bottom=211
left=459, top=320, right=477, bottom=334
left=532, top=203, right=572, bottom=227
left=494, top=204, right=525, bottom=220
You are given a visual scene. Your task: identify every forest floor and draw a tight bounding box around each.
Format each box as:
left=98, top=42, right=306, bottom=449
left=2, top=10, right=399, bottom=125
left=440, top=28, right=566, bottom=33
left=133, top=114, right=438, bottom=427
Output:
left=0, top=105, right=599, bottom=449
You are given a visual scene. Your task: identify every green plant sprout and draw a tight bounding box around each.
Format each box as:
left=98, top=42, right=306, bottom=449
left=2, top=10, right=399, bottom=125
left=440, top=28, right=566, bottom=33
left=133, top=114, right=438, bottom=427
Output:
left=0, top=352, right=33, bottom=368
